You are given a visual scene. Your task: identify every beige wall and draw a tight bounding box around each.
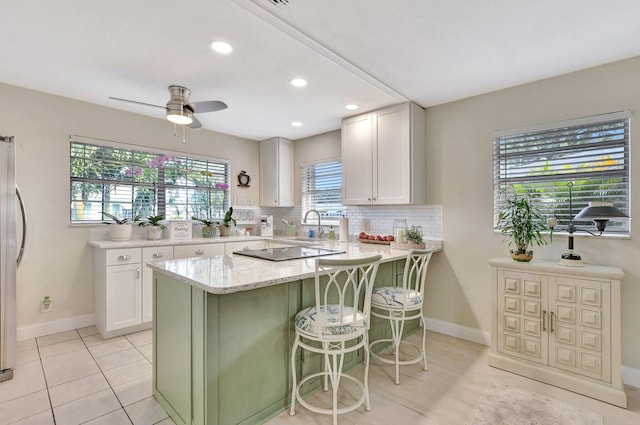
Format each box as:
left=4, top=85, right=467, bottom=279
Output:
left=0, top=83, right=260, bottom=331
left=424, top=56, right=640, bottom=368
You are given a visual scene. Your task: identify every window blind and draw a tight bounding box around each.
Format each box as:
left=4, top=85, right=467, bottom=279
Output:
left=70, top=136, right=230, bottom=223
left=493, top=111, right=630, bottom=234
left=301, top=159, right=345, bottom=221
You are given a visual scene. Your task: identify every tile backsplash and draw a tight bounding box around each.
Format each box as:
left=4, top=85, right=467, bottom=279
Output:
left=260, top=204, right=442, bottom=240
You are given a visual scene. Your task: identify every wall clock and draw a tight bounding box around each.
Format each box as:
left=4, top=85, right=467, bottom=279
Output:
left=237, top=170, right=251, bottom=187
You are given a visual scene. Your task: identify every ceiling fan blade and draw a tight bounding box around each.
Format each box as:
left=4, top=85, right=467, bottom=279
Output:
left=189, top=115, right=202, bottom=129
left=188, top=100, right=228, bottom=113
left=109, top=96, right=166, bottom=109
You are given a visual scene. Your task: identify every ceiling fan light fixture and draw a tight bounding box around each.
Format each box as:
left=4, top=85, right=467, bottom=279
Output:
left=166, top=107, right=193, bottom=125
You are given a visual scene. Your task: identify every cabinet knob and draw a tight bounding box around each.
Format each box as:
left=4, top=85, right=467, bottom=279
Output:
left=117, top=254, right=131, bottom=261
left=153, top=252, right=164, bottom=258
left=195, top=249, right=205, bottom=255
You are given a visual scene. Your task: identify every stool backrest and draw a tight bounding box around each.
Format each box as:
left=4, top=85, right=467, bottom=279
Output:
left=314, top=255, right=382, bottom=335
left=402, top=249, right=433, bottom=296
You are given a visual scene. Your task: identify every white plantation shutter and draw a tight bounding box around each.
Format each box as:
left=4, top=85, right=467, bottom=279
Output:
left=301, top=159, right=345, bottom=221
left=493, top=111, right=630, bottom=234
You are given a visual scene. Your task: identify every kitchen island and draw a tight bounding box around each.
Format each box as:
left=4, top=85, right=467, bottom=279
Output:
left=147, top=239, right=441, bottom=425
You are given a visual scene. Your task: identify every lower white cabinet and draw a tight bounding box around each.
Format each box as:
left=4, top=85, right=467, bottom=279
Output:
left=94, top=247, right=147, bottom=339
left=489, top=257, right=626, bottom=407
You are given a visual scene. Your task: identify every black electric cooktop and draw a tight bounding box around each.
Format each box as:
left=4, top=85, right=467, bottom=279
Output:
left=233, top=246, right=345, bottom=262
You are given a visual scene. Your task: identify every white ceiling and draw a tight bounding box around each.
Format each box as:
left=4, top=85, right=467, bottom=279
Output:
left=2, top=0, right=640, bottom=141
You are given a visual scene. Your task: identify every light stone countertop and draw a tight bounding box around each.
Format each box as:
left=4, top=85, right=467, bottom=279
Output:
left=147, top=239, right=442, bottom=295
left=88, top=234, right=268, bottom=249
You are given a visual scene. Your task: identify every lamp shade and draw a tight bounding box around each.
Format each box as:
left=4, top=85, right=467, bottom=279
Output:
left=574, top=201, right=629, bottom=220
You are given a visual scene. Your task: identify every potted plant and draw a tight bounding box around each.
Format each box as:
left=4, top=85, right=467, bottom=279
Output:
left=138, top=214, right=166, bottom=240
left=219, top=207, right=236, bottom=237
left=495, top=192, right=548, bottom=262
left=405, top=225, right=426, bottom=249
left=192, top=217, right=219, bottom=238
left=102, top=212, right=141, bottom=241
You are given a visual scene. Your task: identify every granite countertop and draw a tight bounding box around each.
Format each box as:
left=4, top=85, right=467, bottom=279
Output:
left=147, top=239, right=442, bottom=295
left=88, top=235, right=268, bottom=249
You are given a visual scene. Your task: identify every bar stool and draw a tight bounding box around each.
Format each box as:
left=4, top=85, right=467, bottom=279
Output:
left=369, top=249, right=433, bottom=384
left=290, top=255, right=382, bottom=425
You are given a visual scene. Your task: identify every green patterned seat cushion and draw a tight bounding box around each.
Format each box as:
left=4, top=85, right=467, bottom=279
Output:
left=372, top=286, right=422, bottom=308
left=295, top=304, right=366, bottom=336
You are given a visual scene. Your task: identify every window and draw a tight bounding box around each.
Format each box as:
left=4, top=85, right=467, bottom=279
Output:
left=493, top=111, right=630, bottom=234
left=70, top=136, right=230, bottom=223
left=301, top=159, right=344, bottom=222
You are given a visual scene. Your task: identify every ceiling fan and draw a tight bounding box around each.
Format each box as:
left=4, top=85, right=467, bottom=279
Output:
left=109, top=85, right=228, bottom=128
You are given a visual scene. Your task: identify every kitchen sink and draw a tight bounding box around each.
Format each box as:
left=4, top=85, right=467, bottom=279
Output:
left=233, top=246, right=344, bottom=262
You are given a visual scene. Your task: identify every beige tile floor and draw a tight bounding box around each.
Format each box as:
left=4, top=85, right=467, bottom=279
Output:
left=2, top=327, right=639, bottom=425
left=1, top=326, right=173, bottom=425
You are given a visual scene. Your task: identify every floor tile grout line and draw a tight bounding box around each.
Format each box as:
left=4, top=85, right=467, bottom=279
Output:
left=79, top=331, right=137, bottom=425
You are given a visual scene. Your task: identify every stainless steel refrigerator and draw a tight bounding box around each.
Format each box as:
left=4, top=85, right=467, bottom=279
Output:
left=0, top=135, right=26, bottom=383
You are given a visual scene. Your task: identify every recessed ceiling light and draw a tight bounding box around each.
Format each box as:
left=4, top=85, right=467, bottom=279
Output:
left=210, top=41, right=233, bottom=54
left=290, top=78, right=307, bottom=87
left=345, top=104, right=359, bottom=110
left=291, top=121, right=303, bottom=127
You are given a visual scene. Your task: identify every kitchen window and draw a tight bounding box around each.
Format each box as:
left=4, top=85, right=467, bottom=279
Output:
left=301, top=159, right=344, bottom=223
left=70, top=136, right=230, bottom=223
left=493, top=111, right=630, bottom=235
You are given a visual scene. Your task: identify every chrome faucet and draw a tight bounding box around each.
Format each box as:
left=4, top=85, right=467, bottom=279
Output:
left=303, top=209, right=324, bottom=238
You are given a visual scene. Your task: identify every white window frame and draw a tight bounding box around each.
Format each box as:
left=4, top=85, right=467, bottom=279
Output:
left=301, top=158, right=345, bottom=226
left=70, top=135, right=230, bottom=224
left=493, top=111, right=630, bottom=236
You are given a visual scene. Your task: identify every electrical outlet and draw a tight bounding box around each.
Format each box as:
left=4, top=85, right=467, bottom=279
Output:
left=362, top=219, right=370, bottom=232
left=41, top=296, right=53, bottom=313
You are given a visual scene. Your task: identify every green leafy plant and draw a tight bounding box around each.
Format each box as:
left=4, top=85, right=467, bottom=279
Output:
left=405, top=226, right=424, bottom=244
left=101, top=211, right=141, bottom=225
left=192, top=216, right=218, bottom=227
left=222, top=207, right=236, bottom=227
left=495, top=192, right=548, bottom=255
left=139, top=214, right=165, bottom=229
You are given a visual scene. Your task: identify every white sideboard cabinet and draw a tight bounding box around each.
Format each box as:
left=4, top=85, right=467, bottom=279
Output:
left=341, top=102, right=425, bottom=205
left=489, top=257, right=626, bottom=407
left=260, top=137, right=293, bottom=207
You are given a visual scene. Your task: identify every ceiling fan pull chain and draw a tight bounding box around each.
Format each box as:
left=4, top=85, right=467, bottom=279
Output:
left=182, top=124, right=187, bottom=144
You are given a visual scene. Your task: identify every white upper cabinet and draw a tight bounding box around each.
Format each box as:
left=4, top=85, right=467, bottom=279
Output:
left=341, top=102, right=425, bottom=205
left=260, top=137, right=293, bottom=207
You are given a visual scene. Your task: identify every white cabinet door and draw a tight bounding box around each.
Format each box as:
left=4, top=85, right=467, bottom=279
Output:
left=142, top=246, right=174, bottom=323
left=375, top=104, right=411, bottom=204
left=105, top=263, right=142, bottom=331
left=224, top=240, right=265, bottom=255
left=341, top=102, right=424, bottom=205
left=341, top=113, right=373, bottom=205
left=548, top=276, right=610, bottom=381
left=260, top=137, right=293, bottom=207
left=174, top=243, right=225, bottom=259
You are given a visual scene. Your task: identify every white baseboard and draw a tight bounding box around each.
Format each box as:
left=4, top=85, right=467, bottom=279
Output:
left=425, top=316, right=640, bottom=389
left=17, top=314, right=95, bottom=341
left=621, top=366, right=640, bottom=388
left=425, top=316, right=491, bottom=346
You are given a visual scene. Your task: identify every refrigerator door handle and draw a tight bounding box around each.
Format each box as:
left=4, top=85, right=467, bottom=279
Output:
left=16, top=186, right=26, bottom=267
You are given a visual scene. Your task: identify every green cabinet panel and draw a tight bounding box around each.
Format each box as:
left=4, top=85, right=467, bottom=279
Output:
left=153, top=273, right=193, bottom=425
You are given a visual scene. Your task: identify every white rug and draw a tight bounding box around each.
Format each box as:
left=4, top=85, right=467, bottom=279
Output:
left=465, top=380, right=604, bottom=425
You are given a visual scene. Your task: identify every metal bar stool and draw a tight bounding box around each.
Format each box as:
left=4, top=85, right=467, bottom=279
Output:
left=369, top=249, right=433, bottom=384
left=290, top=255, right=382, bottom=425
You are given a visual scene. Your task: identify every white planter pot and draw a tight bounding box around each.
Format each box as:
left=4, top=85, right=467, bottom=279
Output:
left=146, top=226, right=163, bottom=240
left=109, top=224, right=133, bottom=241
